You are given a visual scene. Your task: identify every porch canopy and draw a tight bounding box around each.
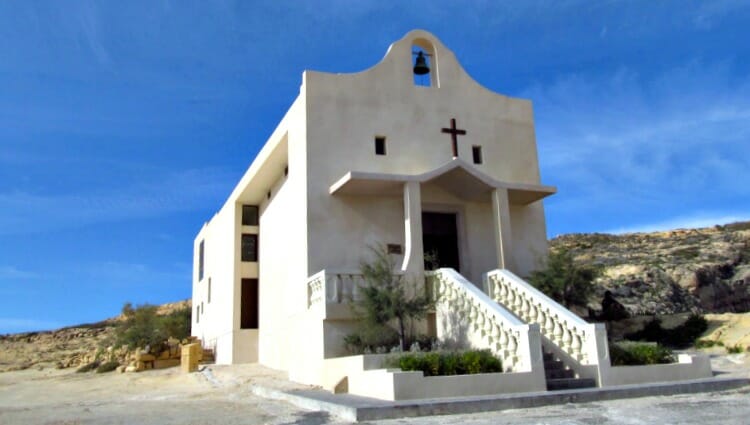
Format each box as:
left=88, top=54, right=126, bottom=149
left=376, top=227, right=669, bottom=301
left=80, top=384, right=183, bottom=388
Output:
left=329, top=158, right=556, bottom=274
left=329, top=158, right=556, bottom=204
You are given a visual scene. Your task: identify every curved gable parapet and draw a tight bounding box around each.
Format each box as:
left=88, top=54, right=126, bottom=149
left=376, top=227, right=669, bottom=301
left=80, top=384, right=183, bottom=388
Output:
left=304, top=29, right=528, bottom=112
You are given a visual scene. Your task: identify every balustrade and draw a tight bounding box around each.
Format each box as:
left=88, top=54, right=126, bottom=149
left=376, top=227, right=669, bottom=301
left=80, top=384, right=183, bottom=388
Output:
left=306, top=269, right=402, bottom=308
left=428, top=268, right=539, bottom=372
left=485, top=269, right=603, bottom=365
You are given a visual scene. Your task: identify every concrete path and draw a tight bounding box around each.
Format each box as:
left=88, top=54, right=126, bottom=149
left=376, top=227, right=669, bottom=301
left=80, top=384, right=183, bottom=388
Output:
left=0, top=352, right=747, bottom=424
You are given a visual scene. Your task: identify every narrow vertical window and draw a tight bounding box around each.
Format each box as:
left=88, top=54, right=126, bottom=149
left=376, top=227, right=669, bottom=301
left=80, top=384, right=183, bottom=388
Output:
left=241, top=278, right=259, bottom=329
left=375, top=136, right=386, bottom=155
left=242, top=205, right=258, bottom=226
left=241, top=234, right=258, bottom=262
left=196, top=306, right=200, bottom=323
left=198, top=240, right=204, bottom=281
left=207, top=278, right=211, bottom=303
left=472, top=146, right=483, bottom=164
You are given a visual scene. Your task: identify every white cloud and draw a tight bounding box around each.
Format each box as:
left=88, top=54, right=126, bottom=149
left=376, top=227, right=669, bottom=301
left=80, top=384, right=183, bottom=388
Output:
left=528, top=60, right=750, bottom=216
left=0, top=167, right=233, bottom=235
left=604, top=213, right=750, bottom=235
left=0, top=318, right=63, bottom=334
left=0, top=266, right=39, bottom=280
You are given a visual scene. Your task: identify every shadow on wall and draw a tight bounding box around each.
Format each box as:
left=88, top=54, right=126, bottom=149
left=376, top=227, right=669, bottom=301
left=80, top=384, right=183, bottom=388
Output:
left=438, top=306, right=470, bottom=350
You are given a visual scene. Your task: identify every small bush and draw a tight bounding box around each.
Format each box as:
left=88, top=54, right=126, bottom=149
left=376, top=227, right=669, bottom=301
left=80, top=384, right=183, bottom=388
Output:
left=626, top=314, right=708, bottom=348
left=96, top=360, right=120, bottom=373
left=387, top=350, right=502, bottom=376
left=76, top=361, right=100, bottom=373
left=114, top=303, right=192, bottom=351
left=727, top=345, right=744, bottom=354
left=610, top=342, right=675, bottom=366
left=695, top=339, right=723, bottom=348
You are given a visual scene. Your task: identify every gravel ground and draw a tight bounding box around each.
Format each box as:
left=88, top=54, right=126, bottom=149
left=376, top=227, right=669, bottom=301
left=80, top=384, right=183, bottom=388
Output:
left=0, top=353, right=748, bottom=425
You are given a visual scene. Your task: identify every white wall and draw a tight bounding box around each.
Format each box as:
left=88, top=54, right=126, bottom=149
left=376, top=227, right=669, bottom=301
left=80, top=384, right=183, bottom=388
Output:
left=191, top=201, right=237, bottom=364
left=303, top=29, right=548, bottom=281
left=510, top=202, right=549, bottom=278
left=255, top=100, right=309, bottom=372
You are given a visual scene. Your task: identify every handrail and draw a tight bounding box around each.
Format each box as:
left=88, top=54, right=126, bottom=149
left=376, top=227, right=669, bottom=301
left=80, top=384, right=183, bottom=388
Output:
left=484, top=269, right=606, bottom=365
left=428, top=268, right=542, bottom=372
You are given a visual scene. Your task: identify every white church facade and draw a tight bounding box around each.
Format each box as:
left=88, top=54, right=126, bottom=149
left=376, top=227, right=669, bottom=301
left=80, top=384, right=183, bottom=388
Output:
left=192, top=30, right=711, bottom=399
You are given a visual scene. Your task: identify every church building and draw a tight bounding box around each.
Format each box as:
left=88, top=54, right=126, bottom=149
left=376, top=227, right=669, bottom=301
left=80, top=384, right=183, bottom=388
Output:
left=191, top=30, right=710, bottom=398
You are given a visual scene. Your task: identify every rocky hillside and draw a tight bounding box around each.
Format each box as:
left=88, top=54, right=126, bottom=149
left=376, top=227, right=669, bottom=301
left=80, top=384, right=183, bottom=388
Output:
left=2, top=223, right=749, bottom=372
left=0, top=300, right=190, bottom=372
left=552, top=221, right=750, bottom=316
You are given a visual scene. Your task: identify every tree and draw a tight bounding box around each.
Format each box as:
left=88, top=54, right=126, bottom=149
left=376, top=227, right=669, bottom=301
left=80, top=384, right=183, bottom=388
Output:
left=351, top=245, right=433, bottom=351
left=529, top=248, right=599, bottom=309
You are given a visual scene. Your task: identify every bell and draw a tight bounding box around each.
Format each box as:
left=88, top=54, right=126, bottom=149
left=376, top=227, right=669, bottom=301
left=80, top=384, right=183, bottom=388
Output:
left=413, top=51, right=430, bottom=75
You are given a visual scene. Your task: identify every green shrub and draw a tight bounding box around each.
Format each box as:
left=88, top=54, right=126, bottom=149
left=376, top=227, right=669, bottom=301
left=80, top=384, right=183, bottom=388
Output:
left=727, top=345, right=744, bottom=354
left=114, top=303, right=192, bottom=351
left=626, top=314, right=708, bottom=348
left=695, top=339, right=723, bottom=348
left=610, top=342, right=675, bottom=366
left=76, top=361, right=100, bottom=373
left=387, top=350, right=502, bottom=376
left=96, top=360, right=120, bottom=373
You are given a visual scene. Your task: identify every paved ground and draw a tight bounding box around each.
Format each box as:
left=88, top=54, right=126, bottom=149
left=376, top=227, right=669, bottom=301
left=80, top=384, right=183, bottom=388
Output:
left=0, top=353, right=748, bottom=424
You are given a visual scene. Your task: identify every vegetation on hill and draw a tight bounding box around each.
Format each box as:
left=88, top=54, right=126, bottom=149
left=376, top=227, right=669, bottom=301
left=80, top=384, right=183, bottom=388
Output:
left=550, top=221, right=750, bottom=316
left=528, top=248, right=599, bottom=309
left=114, top=302, right=191, bottom=350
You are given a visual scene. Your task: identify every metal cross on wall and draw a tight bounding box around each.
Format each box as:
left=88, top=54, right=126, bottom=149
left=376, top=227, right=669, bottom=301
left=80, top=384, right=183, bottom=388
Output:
left=441, top=118, right=467, bottom=158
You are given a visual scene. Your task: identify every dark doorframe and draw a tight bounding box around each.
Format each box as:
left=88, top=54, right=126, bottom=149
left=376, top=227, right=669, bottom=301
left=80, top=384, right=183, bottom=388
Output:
left=422, top=211, right=460, bottom=272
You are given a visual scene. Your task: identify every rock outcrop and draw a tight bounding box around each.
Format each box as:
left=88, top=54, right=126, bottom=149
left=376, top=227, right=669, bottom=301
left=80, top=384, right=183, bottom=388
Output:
left=552, top=222, right=750, bottom=316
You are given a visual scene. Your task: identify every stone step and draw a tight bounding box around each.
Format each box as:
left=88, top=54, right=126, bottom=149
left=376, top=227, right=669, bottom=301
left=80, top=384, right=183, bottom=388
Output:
left=543, top=358, right=566, bottom=369
left=545, top=367, right=575, bottom=380
left=546, top=378, right=597, bottom=391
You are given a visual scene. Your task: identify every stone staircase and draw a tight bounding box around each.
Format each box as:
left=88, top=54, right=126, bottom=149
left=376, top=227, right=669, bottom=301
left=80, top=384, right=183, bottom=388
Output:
left=200, top=348, right=215, bottom=364
left=543, top=350, right=596, bottom=391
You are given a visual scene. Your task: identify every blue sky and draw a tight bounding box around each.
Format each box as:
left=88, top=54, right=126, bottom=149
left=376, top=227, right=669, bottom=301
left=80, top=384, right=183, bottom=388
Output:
left=1, top=1, right=749, bottom=333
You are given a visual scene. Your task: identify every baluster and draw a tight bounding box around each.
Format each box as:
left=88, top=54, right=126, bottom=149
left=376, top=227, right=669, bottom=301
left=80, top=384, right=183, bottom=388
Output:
left=513, top=290, right=524, bottom=312
left=553, top=321, right=564, bottom=345
left=571, top=332, right=583, bottom=360
left=527, top=303, right=538, bottom=323
left=545, top=312, right=555, bottom=336
left=507, top=334, right=518, bottom=368
left=562, top=328, right=573, bottom=352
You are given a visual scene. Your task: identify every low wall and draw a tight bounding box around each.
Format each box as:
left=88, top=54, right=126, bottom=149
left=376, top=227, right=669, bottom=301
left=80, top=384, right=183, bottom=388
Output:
left=322, top=354, right=387, bottom=392
left=348, top=368, right=546, bottom=401
left=600, top=354, right=712, bottom=387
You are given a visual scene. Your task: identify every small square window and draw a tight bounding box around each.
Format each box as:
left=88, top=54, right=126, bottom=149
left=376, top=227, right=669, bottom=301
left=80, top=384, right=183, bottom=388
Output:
left=472, top=146, right=483, bottom=164
left=242, top=205, right=259, bottom=226
left=375, top=136, right=386, bottom=155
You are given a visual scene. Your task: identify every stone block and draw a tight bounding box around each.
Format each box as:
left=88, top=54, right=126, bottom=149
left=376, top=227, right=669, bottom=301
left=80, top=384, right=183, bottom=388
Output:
left=154, top=359, right=180, bottom=369
left=181, top=343, right=201, bottom=373
left=135, top=352, right=156, bottom=362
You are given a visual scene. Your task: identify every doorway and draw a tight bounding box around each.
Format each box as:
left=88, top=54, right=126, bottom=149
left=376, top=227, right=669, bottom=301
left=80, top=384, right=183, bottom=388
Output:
left=422, top=212, right=460, bottom=272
